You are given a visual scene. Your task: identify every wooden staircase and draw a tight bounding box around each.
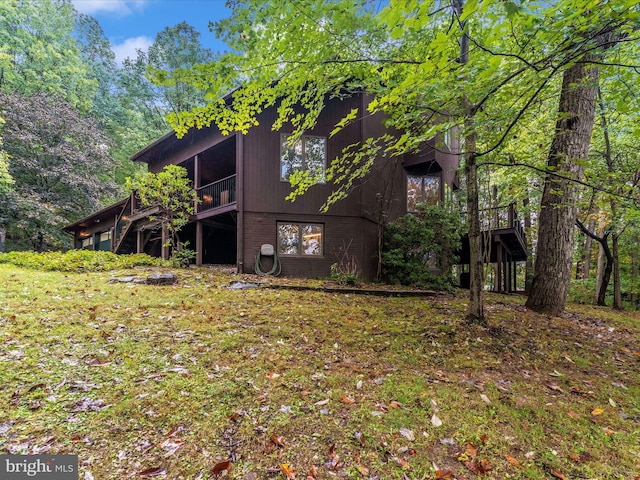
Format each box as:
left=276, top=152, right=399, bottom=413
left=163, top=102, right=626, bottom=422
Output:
left=112, top=192, right=163, bottom=255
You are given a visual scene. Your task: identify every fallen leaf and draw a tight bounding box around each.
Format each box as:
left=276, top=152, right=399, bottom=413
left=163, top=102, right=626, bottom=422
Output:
left=354, top=431, right=365, bottom=446
left=602, top=427, right=616, bottom=436
left=399, top=428, right=415, bottom=441
left=608, top=398, right=617, bottom=407
left=545, top=383, right=564, bottom=394
left=435, top=470, right=453, bottom=479
left=390, top=400, right=403, bottom=408
left=567, top=410, right=581, bottom=419
left=394, top=457, right=410, bottom=469
left=591, top=408, right=604, bottom=416
left=270, top=434, right=285, bottom=447
left=463, top=459, right=492, bottom=476
left=550, top=469, right=568, bottom=480
left=281, top=464, right=296, bottom=479
left=479, top=434, right=488, bottom=444
left=324, top=444, right=339, bottom=470
left=505, top=454, right=520, bottom=467
left=375, top=403, right=389, bottom=412
left=211, top=461, right=232, bottom=478
left=480, top=394, right=491, bottom=404
left=138, top=466, right=167, bottom=477
left=157, top=438, right=183, bottom=457
left=306, top=465, right=318, bottom=479
left=356, top=464, right=370, bottom=476
left=431, top=414, right=442, bottom=427
left=314, top=399, right=329, bottom=406
left=341, top=395, right=355, bottom=404
left=465, top=443, right=478, bottom=457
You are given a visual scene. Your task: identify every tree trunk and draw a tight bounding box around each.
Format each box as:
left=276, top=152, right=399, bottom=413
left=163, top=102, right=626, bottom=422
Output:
left=576, top=219, right=612, bottom=306
left=596, top=238, right=612, bottom=306
left=595, top=241, right=605, bottom=304
left=466, top=144, right=484, bottom=322
left=523, top=197, right=533, bottom=292
left=583, top=214, right=596, bottom=279
left=632, top=234, right=639, bottom=304
left=526, top=58, right=600, bottom=316
left=612, top=233, right=622, bottom=310
left=453, top=0, right=484, bottom=323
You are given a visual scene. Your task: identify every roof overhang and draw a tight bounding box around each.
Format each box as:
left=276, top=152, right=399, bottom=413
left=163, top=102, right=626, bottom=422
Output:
left=63, top=198, right=127, bottom=233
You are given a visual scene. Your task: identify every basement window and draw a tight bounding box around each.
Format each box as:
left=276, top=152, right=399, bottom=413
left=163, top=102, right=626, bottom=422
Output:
left=277, top=222, right=323, bottom=256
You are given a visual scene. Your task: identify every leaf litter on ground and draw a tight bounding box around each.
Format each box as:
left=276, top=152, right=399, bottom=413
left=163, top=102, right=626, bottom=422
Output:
left=0, top=264, right=639, bottom=479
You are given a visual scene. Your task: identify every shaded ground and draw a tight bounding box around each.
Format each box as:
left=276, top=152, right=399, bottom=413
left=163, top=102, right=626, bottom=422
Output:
left=0, top=265, right=639, bottom=479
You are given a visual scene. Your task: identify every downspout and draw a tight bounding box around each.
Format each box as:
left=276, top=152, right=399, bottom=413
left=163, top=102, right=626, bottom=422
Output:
left=236, top=131, right=244, bottom=273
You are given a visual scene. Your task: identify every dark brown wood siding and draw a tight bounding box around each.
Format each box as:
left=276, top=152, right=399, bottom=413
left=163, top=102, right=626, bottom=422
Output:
left=241, top=95, right=364, bottom=217
left=140, top=127, right=232, bottom=174
left=243, top=212, right=378, bottom=280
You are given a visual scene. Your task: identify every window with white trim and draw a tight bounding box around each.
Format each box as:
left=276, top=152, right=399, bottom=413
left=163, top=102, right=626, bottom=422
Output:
left=280, top=134, right=326, bottom=182
left=277, top=222, right=323, bottom=256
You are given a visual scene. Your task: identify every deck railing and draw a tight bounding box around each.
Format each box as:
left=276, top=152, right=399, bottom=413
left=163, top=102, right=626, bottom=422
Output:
left=197, top=175, right=236, bottom=213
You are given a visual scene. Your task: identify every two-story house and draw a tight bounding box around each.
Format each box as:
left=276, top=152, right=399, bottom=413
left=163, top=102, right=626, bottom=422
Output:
left=64, top=92, right=465, bottom=281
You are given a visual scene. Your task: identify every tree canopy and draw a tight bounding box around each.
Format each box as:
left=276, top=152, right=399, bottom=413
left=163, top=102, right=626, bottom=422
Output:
left=158, top=0, right=639, bottom=316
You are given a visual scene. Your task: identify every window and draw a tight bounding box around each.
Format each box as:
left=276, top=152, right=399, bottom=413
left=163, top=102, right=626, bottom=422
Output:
left=443, top=128, right=452, bottom=151
left=407, top=175, right=440, bottom=211
left=277, top=222, right=323, bottom=256
left=99, top=232, right=111, bottom=243
left=280, top=134, right=326, bottom=182
left=81, top=236, right=94, bottom=249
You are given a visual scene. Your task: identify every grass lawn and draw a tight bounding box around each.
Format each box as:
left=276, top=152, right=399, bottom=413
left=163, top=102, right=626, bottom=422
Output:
left=1, top=264, right=639, bottom=479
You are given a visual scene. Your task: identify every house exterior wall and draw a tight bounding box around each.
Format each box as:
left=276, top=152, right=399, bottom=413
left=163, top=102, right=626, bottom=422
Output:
left=241, top=94, right=364, bottom=217
left=64, top=91, right=459, bottom=281
left=243, top=211, right=377, bottom=280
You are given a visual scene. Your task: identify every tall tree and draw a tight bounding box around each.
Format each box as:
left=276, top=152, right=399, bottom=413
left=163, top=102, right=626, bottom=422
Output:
left=161, top=0, right=639, bottom=319
left=0, top=0, right=96, bottom=110
left=0, top=91, right=117, bottom=251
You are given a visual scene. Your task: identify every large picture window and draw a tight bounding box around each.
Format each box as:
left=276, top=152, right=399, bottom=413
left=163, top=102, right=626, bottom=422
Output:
left=280, top=134, right=326, bottom=182
left=277, top=222, right=323, bottom=256
left=407, top=175, right=440, bottom=211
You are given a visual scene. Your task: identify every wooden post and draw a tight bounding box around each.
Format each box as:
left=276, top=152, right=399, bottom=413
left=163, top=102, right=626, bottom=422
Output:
left=196, top=220, right=203, bottom=266
left=136, top=230, right=143, bottom=254
left=194, top=154, right=200, bottom=214
left=496, top=242, right=503, bottom=293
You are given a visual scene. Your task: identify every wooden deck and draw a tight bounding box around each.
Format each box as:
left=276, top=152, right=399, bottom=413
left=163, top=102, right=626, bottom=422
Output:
left=457, top=204, right=528, bottom=293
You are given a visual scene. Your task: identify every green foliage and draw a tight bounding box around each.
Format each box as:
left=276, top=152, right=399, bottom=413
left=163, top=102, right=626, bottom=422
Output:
left=171, top=241, right=197, bottom=268
left=0, top=0, right=97, bottom=111
left=0, top=90, right=119, bottom=251
left=126, top=165, right=198, bottom=255
left=0, top=116, right=14, bottom=198
left=329, top=263, right=359, bottom=286
left=0, top=250, right=163, bottom=272
left=382, top=204, right=462, bottom=289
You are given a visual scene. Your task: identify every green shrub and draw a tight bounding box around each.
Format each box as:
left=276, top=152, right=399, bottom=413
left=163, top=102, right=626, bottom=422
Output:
left=382, top=203, right=462, bottom=289
left=0, top=250, right=165, bottom=272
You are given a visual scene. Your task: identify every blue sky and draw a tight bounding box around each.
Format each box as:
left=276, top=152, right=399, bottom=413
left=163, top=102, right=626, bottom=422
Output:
left=71, top=0, right=232, bottom=64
